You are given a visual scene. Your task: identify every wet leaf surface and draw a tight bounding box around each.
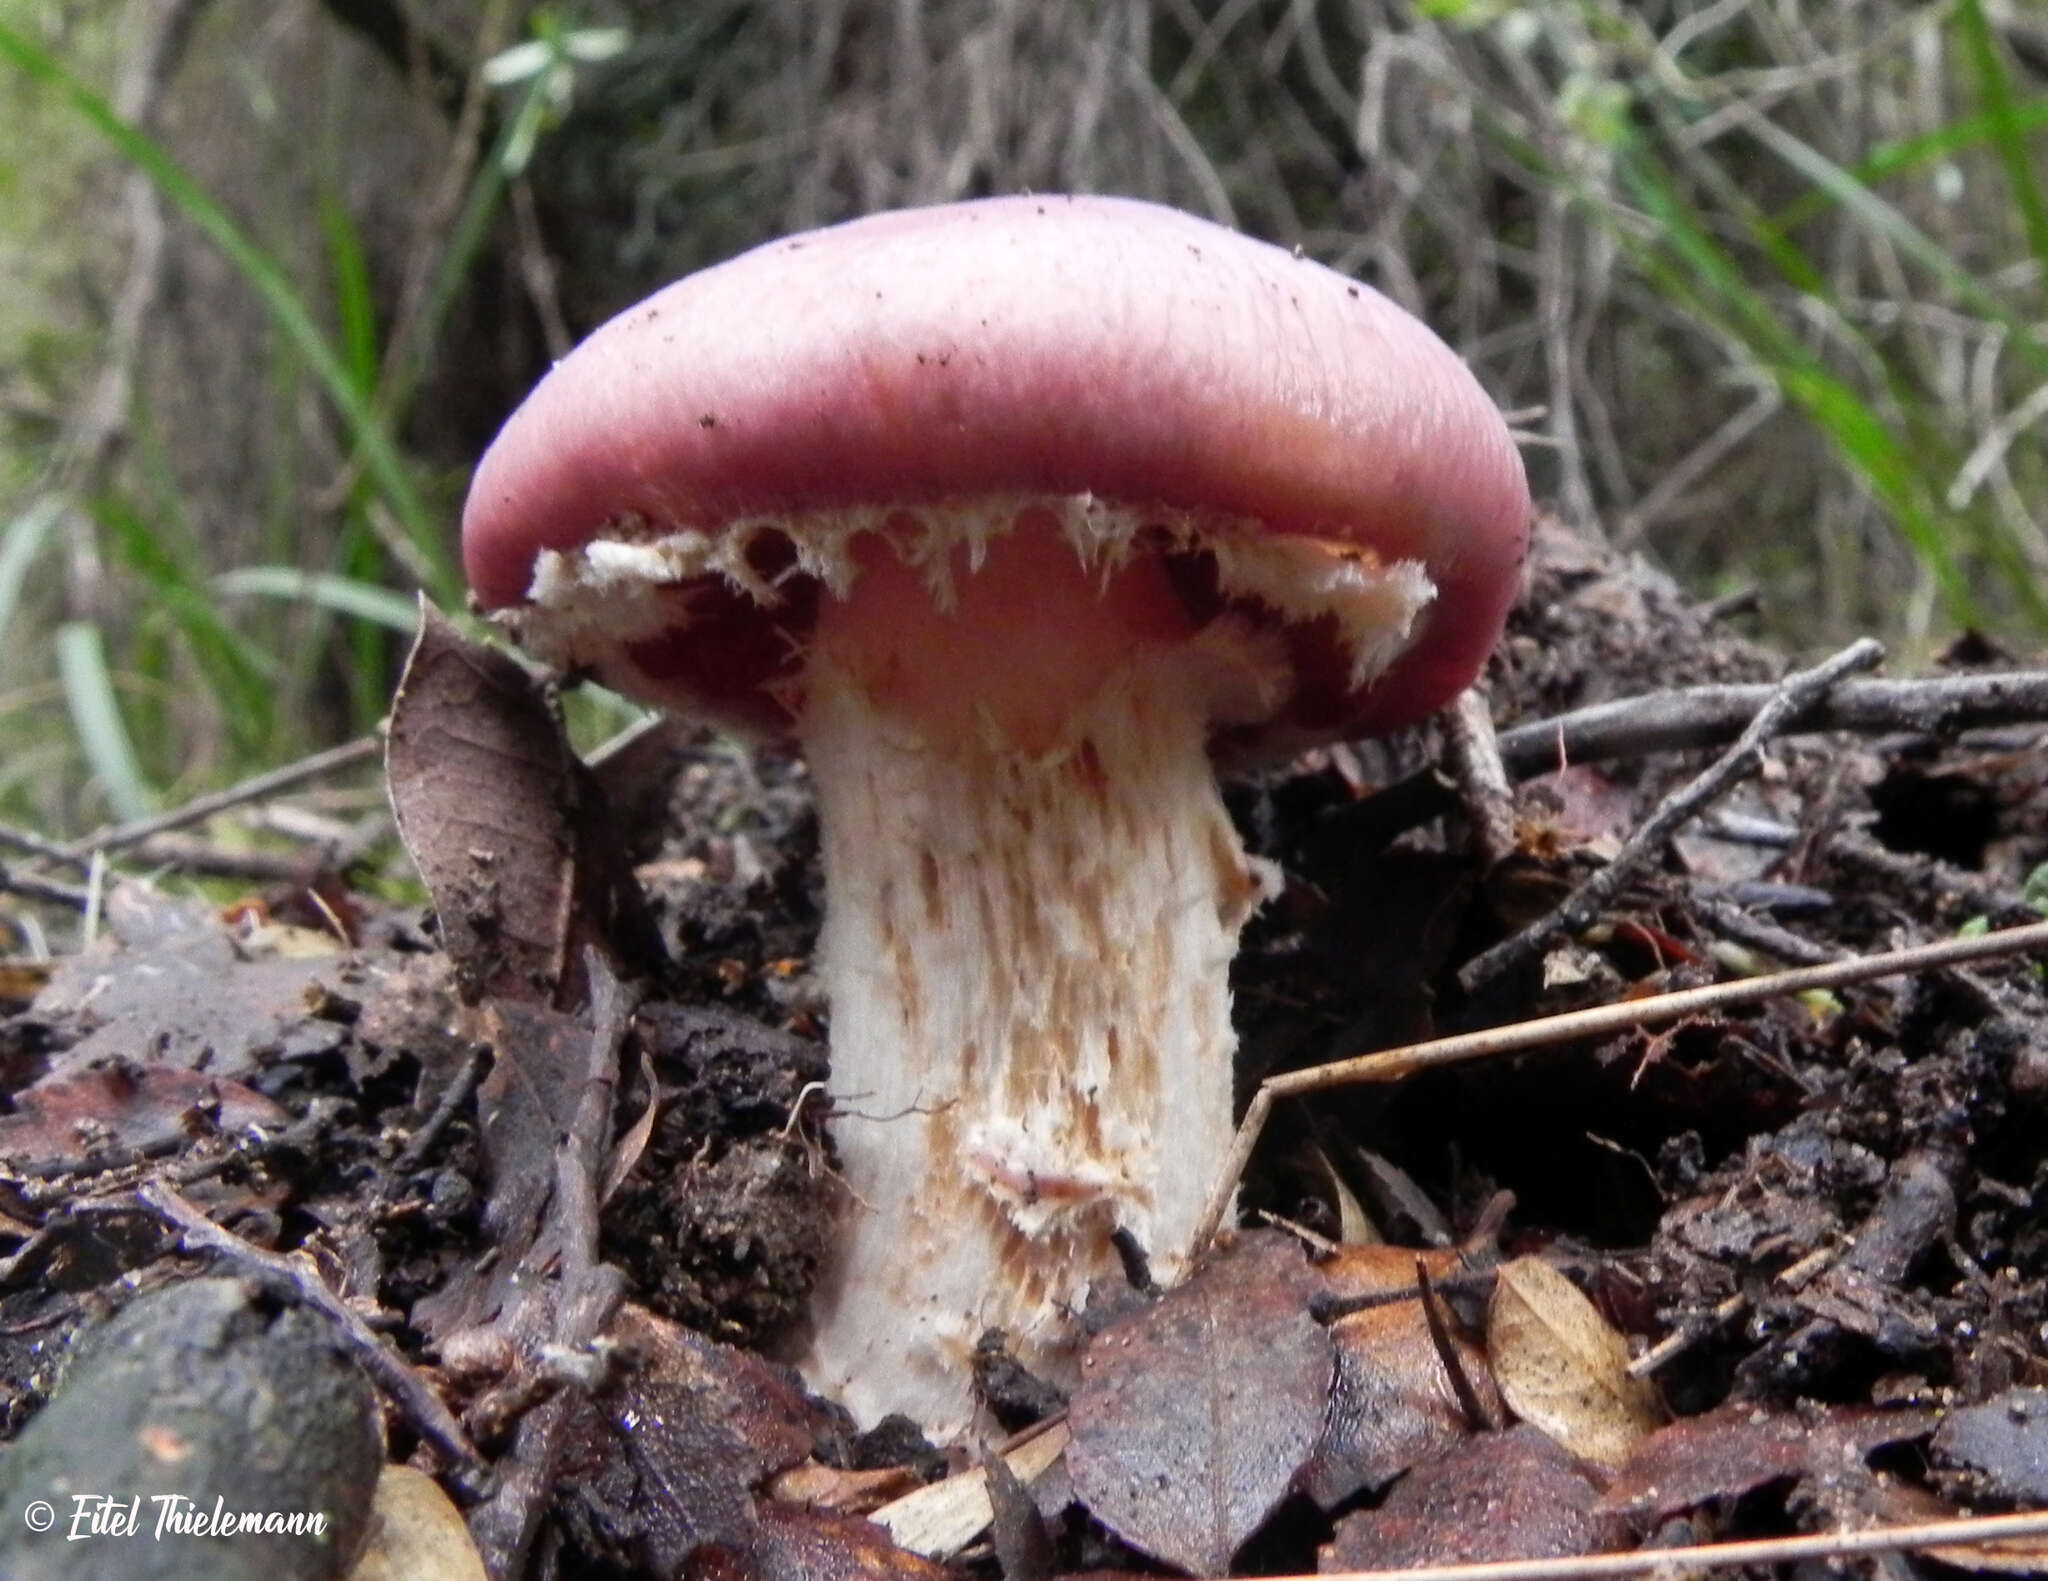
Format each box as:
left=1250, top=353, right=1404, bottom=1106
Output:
left=1068, top=1232, right=1332, bottom=1575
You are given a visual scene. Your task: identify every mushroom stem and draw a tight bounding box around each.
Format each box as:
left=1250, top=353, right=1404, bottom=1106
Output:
left=795, top=525, right=1280, bottom=1436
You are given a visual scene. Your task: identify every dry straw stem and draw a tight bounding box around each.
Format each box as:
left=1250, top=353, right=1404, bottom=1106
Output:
left=1189, top=917, right=2048, bottom=1254
left=1299, top=1508, right=2048, bottom=1581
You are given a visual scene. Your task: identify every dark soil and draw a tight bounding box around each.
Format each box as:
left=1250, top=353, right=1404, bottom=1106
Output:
left=3, top=515, right=2046, bottom=1579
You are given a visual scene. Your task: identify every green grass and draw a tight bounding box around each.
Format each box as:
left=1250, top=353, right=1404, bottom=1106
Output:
left=0, top=14, right=605, bottom=840
left=0, top=1, right=2043, bottom=848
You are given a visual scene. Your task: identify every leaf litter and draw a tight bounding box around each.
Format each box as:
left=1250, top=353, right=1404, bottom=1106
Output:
left=0, top=519, right=2045, bottom=1575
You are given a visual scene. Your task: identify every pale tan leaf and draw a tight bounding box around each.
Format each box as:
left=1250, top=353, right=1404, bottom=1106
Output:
left=1486, top=1255, right=1662, bottom=1469
left=344, top=1465, right=487, bottom=1581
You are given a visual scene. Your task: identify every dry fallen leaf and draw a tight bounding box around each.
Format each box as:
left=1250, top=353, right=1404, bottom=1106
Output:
left=344, top=1465, right=487, bottom=1581
left=1320, top=1424, right=1625, bottom=1571
left=1869, top=1478, right=2048, bottom=1575
left=1486, top=1254, right=1662, bottom=1469
left=385, top=603, right=665, bottom=1010
left=1597, top=1401, right=1937, bottom=1519
left=1307, top=1294, right=1500, bottom=1508
left=1067, top=1232, right=1332, bottom=1576
left=0, top=1065, right=288, bottom=1169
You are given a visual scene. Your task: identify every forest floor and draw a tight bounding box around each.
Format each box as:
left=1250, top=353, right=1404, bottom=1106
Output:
left=2, top=518, right=2047, bottom=1580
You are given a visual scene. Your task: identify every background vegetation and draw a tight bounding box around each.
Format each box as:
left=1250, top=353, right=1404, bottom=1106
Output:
left=1, top=0, right=2045, bottom=838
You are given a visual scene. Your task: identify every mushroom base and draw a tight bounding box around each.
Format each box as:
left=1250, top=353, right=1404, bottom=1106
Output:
left=797, top=622, right=1279, bottom=1438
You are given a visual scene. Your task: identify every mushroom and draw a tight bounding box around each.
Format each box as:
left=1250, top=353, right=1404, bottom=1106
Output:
left=461, top=194, right=1530, bottom=1438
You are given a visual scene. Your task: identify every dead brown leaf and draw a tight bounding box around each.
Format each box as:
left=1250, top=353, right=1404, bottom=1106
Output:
left=1487, top=1254, right=1663, bottom=1469
left=1306, top=1292, right=1502, bottom=1508
left=561, top=1303, right=818, bottom=1574
left=1320, top=1424, right=1625, bottom=1571
left=385, top=604, right=664, bottom=1010
left=26, top=883, right=336, bottom=1082
left=1067, top=1231, right=1333, bottom=1576
left=0, top=1064, right=288, bottom=1169
left=1868, top=1478, right=2048, bottom=1575
left=687, top=1505, right=959, bottom=1581
left=1596, top=1401, right=1937, bottom=1519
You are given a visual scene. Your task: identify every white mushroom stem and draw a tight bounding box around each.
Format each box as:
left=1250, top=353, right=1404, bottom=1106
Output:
left=799, top=658, right=1283, bottom=1439
left=790, top=521, right=1292, bottom=1438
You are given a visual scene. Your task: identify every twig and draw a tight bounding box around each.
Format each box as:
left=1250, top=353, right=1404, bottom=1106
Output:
left=0, top=863, right=90, bottom=911
left=1441, top=687, right=1517, bottom=870
left=65, top=735, right=381, bottom=858
left=0, top=821, right=80, bottom=867
left=1625, top=1289, right=1748, bottom=1377
left=1189, top=918, right=2048, bottom=1255
left=1829, top=826, right=2044, bottom=929
left=388, top=1044, right=491, bottom=1183
left=509, top=176, right=572, bottom=360
left=1328, top=668, right=2048, bottom=852
left=1458, top=638, right=1885, bottom=993
left=137, top=1179, right=489, bottom=1497
left=1414, top=1257, right=1495, bottom=1430
left=1304, top=1508, right=2048, bottom=1581
left=1690, top=896, right=1842, bottom=967
left=465, top=950, right=637, bottom=1576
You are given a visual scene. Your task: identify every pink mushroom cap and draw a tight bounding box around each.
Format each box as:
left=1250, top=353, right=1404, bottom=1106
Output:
left=462, top=193, right=1530, bottom=742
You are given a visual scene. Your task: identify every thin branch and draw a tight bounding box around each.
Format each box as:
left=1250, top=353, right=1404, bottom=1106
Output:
left=1441, top=686, right=1516, bottom=870
left=65, top=735, right=381, bottom=858
left=137, top=1179, right=490, bottom=1496
left=387, top=1044, right=492, bottom=1184
left=0, top=821, right=79, bottom=865
left=1690, top=895, right=1841, bottom=967
left=464, top=949, right=638, bottom=1577
left=1458, top=637, right=1885, bottom=992
left=1303, top=1508, right=2048, bottom=1581
left=1190, top=918, right=2048, bottom=1254
left=0, top=863, right=90, bottom=911
left=1327, top=668, right=2048, bottom=853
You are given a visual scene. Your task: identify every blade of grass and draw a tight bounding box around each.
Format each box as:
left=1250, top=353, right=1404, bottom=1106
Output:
left=88, top=493, right=279, bottom=741
left=1771, top=96, right=2048, bottom=233
left=0, top=494, right=64, bottom=647
left=1740, top=111, right=2048, bottom=381
left=214, top=566, right=426, bottom=633
left=1614, top=145, right=1986, bottom=625
left=1955, top=0, right=2048, bottom=313
left=57, top=620, right=155, bottom=822
left=0, top=23, right=457, bottom=603
left=318, top=187, right=381, bottom=398
left=316, top=190, right=398, bottom=724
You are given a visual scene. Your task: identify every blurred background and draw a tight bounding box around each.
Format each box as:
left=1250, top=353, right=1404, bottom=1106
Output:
left=1, top=0, right=2045, bottom=837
